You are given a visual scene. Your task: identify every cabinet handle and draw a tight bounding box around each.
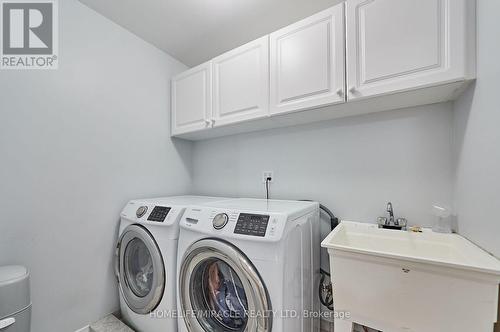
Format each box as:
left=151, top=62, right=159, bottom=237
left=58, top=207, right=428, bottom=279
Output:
left=336, top=89, right=344, bottom=97
left=211, top=119, right=216, bottom=125
left=204, top=119, right=211, bottom=126
left=349, top=86, right=357, bottom=94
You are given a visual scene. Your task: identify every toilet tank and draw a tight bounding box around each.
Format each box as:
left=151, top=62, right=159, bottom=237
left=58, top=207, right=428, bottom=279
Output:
left=0, top=266, right=31, bottom=332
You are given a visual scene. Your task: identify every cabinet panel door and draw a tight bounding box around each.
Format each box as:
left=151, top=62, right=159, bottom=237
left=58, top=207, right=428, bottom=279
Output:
left=346, top=0, right=470, bottom=100
left=171, top=62, right=212, bottom=136
left=270, top=5, right=346, bottom=115
left=213, top=36, right=269, bottom=127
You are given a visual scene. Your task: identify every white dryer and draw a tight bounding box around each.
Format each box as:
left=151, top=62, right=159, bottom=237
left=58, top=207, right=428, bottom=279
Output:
left=176, top=198, right=320, bottom=332
left=116, top=196, right=229, bottom=332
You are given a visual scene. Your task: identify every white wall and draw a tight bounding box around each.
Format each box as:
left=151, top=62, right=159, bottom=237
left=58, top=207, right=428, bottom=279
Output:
left=0, top=1, right=495, bottom=331
left=192, top=103, right=454, bottom=228
left=0, top=1, right=190, bottom=331
left=453, top=0, right=500, bottom=258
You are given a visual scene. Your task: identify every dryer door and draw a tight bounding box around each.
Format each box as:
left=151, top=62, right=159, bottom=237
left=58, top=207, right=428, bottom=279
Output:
left=117, top=224, right=165, bottom=314
left=179, top=239, right=272, bottom=332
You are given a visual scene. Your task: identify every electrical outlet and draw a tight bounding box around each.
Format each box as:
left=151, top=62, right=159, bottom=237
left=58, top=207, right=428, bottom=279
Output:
left=262, top=171, right=274, bottom=183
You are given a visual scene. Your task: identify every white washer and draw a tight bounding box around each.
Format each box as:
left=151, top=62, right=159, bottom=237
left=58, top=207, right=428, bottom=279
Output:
left=116, top=196, right=229, bottom=332
left=176, top=198, right=320, bottom=332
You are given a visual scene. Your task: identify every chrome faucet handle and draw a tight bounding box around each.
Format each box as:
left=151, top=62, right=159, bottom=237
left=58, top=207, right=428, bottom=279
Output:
left=397, top=218, right=408, bottom=230
left=377, top=217, right=388, bottom=227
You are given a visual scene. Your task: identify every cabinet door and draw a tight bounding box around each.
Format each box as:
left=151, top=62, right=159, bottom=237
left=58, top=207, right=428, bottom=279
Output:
left=270, top=5, right=346, bottom=116
left=171, top=62, right=212, bottom=136
left=212, top=36, right=269, bottom=127
left=346, top=0, right=471, bottom=100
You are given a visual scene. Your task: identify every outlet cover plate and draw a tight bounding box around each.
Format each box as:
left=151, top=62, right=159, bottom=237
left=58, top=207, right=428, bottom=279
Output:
left=262, top=171, right=274, bottom=183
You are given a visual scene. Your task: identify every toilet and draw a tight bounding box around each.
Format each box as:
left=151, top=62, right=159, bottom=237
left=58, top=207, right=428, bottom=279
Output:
left=0, top=266, right=31, bottom=332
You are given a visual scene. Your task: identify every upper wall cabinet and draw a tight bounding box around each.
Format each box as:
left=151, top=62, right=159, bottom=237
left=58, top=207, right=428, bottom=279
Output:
left=269, top=5, right=346, bottom=115
left=171, top=62, right=212, bottom=135
left=212, top=36, right=270, bottom=127
left=346, top=0, right=476, bottom=100
left=171, top=0, right=475, bottom=140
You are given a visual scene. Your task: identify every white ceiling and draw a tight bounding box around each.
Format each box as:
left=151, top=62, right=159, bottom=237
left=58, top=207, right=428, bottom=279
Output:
left=78, top=0, right=343, bottom=67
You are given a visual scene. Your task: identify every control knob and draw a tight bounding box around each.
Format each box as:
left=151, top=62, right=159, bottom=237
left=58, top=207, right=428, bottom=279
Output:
left=136, top=206, right=148, bottom=218
left=213, top=213, right=229, bottom=230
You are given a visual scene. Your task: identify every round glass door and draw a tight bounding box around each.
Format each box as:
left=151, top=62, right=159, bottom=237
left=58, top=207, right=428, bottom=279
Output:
left=124, top=238, right=154, bottom=297
left=179, top=239, right=272, bottom=332
left=118, top=224, right=165, bottom=314
left=191, top=258, right=248, bottom=330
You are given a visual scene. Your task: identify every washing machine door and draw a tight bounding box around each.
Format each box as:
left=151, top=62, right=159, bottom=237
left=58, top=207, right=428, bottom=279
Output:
left=179, top=239, right=272, bottom=332
left=117, top=224, right=165, bottom=314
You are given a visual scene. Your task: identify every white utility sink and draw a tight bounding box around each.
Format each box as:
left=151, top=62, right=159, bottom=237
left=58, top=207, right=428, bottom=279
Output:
left=322, top=221, right=500, bottom=276
left=322, top=221, right=500, bottom=332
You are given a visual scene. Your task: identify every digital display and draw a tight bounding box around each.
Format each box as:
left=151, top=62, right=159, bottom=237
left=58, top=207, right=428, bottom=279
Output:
left=234, top=213, right=270, bottom=237
left=147, top=206, right=171, bottom=222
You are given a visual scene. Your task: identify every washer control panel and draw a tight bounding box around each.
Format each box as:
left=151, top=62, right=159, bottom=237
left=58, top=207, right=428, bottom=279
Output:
left=212, top=213, right=229, bottom=229
left=181, top=207, right=288, bottom=242
left=147, top=206, right=171, bottom=222
left=234, top=213, right=270, bottom=237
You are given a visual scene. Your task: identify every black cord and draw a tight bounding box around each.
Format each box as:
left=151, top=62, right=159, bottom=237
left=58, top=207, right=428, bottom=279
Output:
left=320, top=204, right=339, bottom=230
left=300, top=200, right=339, bottom=230
left=265, top=177, right=271, bottom=200
left=320, top=268, right=330, bottom=276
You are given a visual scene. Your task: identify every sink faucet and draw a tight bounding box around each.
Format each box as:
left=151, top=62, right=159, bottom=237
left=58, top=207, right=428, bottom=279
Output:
left=378, top=202, right=407, bottom=230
